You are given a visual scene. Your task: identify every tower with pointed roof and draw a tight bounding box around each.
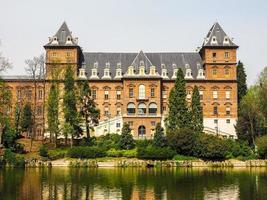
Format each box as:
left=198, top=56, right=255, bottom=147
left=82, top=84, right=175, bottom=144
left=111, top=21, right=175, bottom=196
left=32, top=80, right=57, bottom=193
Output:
left=44, top=22, right=83, bottom=80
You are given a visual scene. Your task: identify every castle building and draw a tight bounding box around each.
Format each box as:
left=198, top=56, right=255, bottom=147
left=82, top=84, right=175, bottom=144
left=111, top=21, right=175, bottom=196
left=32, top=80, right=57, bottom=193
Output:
left=2, top=22, right=238, bottom=139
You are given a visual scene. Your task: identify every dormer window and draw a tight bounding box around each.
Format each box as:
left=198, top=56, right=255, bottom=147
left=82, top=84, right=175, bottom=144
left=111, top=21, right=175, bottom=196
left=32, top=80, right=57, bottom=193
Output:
left=94, top=62, right=98, bottom=68
left=140, top=60, right=145, bottom=66
left=185, top=64, right=193, bottom=79
left=211, top=36, right=218, bottom=45
left=103, top=63, right=111, bottom=79
left=149, top=66, right=156, bottom=76
left=90, top=68, right=99, bottom=79
left=172, top=68, right=178, bottom=79
left=162, top=68, right=168, bottom=78
left=223, top=36, right=230, bottom=45
left=51, top=36, right=58, bottom=45
left=115, top=63, right=122, bottom=79
left=127, top=66, right=135, bottom=76
left=79, top=68, right=86, bottom=79
left=139, top=66, right=145, bottom=75
left=66, top=36, right=73, bottom=44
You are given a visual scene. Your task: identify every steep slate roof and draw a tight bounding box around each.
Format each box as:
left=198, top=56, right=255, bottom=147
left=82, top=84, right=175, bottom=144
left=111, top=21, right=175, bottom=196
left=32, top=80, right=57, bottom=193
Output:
left=45, top=22, right=78, bottom=47
left=202, top=22, right=238, bottom=47
left=83, top=51, right=202, bottom=79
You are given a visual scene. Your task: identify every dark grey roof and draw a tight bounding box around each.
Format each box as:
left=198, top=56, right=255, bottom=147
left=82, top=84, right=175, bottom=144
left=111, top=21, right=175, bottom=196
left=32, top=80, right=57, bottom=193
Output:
left=0, top=75, right=44, bottom=81
left=83, top=51, right=203, bottom=79
left=45, top=22, right=78, bottom=47
left=202, top=22, right=238, bottom=48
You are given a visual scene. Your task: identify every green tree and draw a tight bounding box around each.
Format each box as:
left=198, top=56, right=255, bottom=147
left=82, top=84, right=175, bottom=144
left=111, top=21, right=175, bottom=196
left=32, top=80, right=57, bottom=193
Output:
left=21, top=104, right=33, bottom=136
left=191, top=86, right=203, bottom=133
left=153, top=123, right=167, bottom=148
left=0, top=79, right=12, bottom=146
left=165, top=68, right=191, bottom=131
left=237, top=61, right=248, bottom=105
left=14, top=103, right=21, bottom=135
left=47, top=83, right=60, bottom=147
left=78, top=80, right=100, bottom=142
left=63, top=66, right=81, bottom=146
left=255, top=135, right=267, bottom=159
left=258, top=66, right=267, bottom=128
left=119, top=123, right=135, bottom=150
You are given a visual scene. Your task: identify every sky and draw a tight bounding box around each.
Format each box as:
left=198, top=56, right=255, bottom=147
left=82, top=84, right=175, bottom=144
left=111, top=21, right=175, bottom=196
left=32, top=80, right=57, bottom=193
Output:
left=0, top=0, right=267, bottom=85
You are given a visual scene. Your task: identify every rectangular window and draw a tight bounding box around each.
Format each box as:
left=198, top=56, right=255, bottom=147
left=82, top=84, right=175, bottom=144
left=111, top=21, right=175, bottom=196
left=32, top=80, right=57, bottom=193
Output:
left=116, top=108, right=121, bottom=116
left=129, top=88, right=134, bottom=98
left=212, top=52, right=217, bottom=58
left=26, top=90, right=32, bottom=101
left=116, top=123, right=121, bottom=128
left=104, top=90, right=109, bottom=100
left=150, top=88, right=155, bottom=97
left=226, top=107, right=231, bottom=115
left=128, top=121, right=133, bottom=126
left=17, top=90, right=22, bottom=101
left=37, top=106, right=43, bottom=116
left=226, top=91, right=230, bottom=99
left=66, top=52, right=71, bottom=57
left=151, top=121, right=156, bottom=126
left=226, top=119, right=231, bottom=123
left=162, top=90, right=167, bottom=99
left=163, top=106, right=166, bottom=112
left=214, top=119, right=218, bottom=124
left=52, top=52, right=57, bottom=57
left=213, top=106, right=218, bottom=115
left=116, top=91, right=121, bottom=100
left=92, top=90, right=96, bottom=100
left=38, top=89, right=43, bottom=100
left=186, top=91, right=191, bottom=99
left=104, top=107, right=109, bottom=116
left=213, top=91, right=218, bottom=99
left=225, top=52, right=229, bottom=59
left=199, top=91, right=203, bottom=100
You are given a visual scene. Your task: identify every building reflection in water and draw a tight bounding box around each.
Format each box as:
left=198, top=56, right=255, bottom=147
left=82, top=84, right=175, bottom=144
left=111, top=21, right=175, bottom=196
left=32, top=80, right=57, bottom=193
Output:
left=1, top=167, right=267, bottom=200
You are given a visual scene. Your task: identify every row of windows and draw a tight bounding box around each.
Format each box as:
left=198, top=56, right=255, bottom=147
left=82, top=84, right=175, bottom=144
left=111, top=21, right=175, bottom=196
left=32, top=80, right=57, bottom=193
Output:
left=212, top=67, right=231, bottom=76
left=186, top=90, right=231, bottom=100
left=212, top=52, right=230, bottom=59
left=127, top=103, right=157, bottom=115
left=213, top=106, right=231, bottom=116
left=51, top=52, right=72, bottom=57
left=17, top=89, right=43, bottom=101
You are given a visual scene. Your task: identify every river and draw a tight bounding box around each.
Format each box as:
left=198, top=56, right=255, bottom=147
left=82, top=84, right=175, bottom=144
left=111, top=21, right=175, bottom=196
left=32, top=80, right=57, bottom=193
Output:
left=0, top=167, right=267, bottom=200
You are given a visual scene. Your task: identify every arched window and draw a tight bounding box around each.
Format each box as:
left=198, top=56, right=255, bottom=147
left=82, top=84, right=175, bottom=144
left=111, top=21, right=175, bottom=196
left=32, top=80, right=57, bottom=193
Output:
left=127, top=103, right=135, bottom=115
left=138, top=85, right=145, bottom=99
left=138, top=126, right=146, bottom=138
left=212, top=68, right=217, bottom=76
left=138, top=103, right=146, bottom=115
left=224, top=67, right=230, bottom=76
left=149, top=103, right=157, bottom=115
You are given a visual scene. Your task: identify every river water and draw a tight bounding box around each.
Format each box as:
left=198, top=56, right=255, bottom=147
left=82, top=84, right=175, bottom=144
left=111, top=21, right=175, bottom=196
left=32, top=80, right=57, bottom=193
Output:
left=0, top=167, right=267, bottom=200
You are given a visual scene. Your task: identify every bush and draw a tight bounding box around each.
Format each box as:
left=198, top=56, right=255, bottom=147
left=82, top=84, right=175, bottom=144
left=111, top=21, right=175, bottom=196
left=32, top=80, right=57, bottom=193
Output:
left=136, top=139, right=153, bottom=148
left=48, top=148, right=68, bottom=160
left=3, top=149, right=25, bottom=167
left=96, top=134, right=121, bottom=150
left=106, top=148, right=137, bottom=158
left=226, top=140, right=254, bottom=159
left=39, top=145, right=48, bottom=157
left=193, top=133, right=229, bottom=160
left=167, top=128, right=196, bottom=155
left=173, top=154, right=197, bottom=161
left=256, top=135, right=267, bottom=159
left=119, top=123, right=135, bottom=150
left=67, top=146, right=106, bottom=159
left=137, top=145, right=176, bottom=160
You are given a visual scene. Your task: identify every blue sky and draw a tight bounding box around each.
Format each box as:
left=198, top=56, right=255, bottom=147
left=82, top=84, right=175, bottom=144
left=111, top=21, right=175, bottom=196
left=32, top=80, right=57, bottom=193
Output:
left=0, top=0, right=267, bottom=85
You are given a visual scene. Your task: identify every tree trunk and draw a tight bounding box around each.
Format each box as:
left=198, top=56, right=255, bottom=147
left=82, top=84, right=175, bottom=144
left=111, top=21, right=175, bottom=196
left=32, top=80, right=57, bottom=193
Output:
left=85, top=117, right=90, bottom=140
left=0, top=127, right=3, bottom=147
left=249, top=116, right=255, bottom=148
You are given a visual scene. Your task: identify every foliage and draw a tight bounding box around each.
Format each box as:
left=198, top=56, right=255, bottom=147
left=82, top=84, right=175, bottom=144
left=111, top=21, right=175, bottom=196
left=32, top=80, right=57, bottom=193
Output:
left=153, top=123, right=167, bottom=148
left=63, top=65, right=81, bottom=140
left=119, top=123, right=135, bottom=150
left=78, top=80, right=100, bottom=140
left=255, top=135, right=267, bottom=159
left=193, top=133, right=229, bottom=160
left=67, top=146, right=106, bottom=159
left=39, top=145, right=48, bottom=157
left=226, top=140, right=254, bottom=159
left=3, top=149, right=25, bottom=167
left=137, top=145, right=176, bottom=160
left=48, top=148, right=68, bottom=160
left=136, top=139, right=153, bottom=148
left=20, top=104, right=33, bottom=134
left=95, top=134, right=121, bottom=150
left=106, top=148, right=137, bottom=158
left=165, top=68, right=192, bottom=131
left=258, top=66, right=267, bottom=127
left=173, top=154, right=197, bottom=161
left=47, top=83, right=60, bottom=146
left=191, top=86, right=203, bottom=133
left=167, top=128, right=196, bottom=156
left=237, top=61, right=248, bottom=105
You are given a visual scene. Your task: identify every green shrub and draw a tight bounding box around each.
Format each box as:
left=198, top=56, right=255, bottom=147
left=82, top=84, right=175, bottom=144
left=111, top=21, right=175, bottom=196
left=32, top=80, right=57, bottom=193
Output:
left=67, top=146, right=106, bottom=159
left=136, top=139, right=153, bottom=148
left=119, top=123, right=135, bottom=150
left=106, top=148, right=123, bottom=157
left=226, top=140, right=254, bottom=159
left=96, top=134, right=121, bottom=150
left=256, top=135, right=267, bottom=159
left=167, top=128, right=196, bottom=156
left=3, top=149, right=25, bottom=167
left=48, top=148, right=68, bottom=160
left=137, top=145, right=176, bottom=160
left=193, top=133, right=229, bottom=160
left=122, top=149, right=137, bottom=158
left=39, top=145, right=48, bottom=157
left=173, top=154, right=197, bottom=161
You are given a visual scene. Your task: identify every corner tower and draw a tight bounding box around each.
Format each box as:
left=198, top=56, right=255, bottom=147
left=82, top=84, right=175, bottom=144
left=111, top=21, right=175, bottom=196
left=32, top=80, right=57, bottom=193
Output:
left=200, top=22, right=238, bottom=80
left=44, top=22, right=83, bottom=80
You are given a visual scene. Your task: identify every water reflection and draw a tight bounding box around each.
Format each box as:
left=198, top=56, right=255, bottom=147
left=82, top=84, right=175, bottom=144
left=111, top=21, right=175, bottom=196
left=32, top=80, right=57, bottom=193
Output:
left=0, top=167, right=267, bottom=200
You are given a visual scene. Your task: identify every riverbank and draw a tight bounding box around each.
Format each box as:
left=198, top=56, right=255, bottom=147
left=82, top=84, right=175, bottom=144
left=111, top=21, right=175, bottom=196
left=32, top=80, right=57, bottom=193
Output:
left=20, top=158, right=267, bottom=168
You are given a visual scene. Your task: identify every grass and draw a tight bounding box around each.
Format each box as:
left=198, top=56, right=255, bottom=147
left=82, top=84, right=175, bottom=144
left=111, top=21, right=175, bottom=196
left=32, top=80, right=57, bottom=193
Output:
left=173, top=154, right=198, bottom=161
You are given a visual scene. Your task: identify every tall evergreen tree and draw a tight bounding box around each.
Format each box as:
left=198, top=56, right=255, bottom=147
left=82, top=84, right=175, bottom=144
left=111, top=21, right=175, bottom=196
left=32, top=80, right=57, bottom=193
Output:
left=153, top=122, right=167, bottom=148
left=119, top=123, right=135, bottom=150
left=63, top=66, right=80, bottom=146
left=47, top=83, right=60, bottom=146
left=191, top=86, right=203, bottom=133
left=21, top=104, right=33, bottom=138
left=237, top=61, right=248, bottom=105
left=78, top=80, right=100, bottom=141
left=165, top=68, right=191, bottom=132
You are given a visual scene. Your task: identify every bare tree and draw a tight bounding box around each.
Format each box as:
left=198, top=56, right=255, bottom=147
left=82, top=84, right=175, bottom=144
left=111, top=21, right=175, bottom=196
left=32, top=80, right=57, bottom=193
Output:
left=25, top=54, right=45, bottom=150
left=0, top=40, right=12, bottom=73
